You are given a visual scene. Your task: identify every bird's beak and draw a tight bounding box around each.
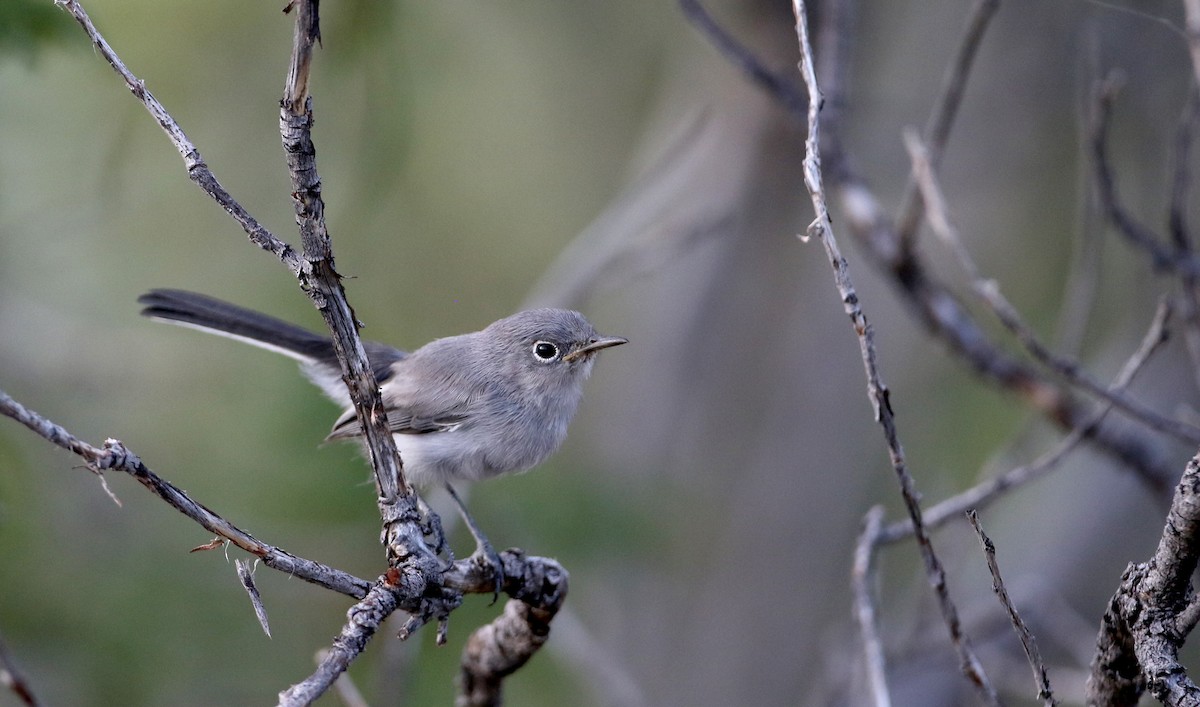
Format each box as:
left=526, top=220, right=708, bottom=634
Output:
left=563, top=336, right=628, bottom=362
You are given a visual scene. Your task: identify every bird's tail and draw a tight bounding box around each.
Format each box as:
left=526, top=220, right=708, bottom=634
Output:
left=138, top=288, right=335, bottom=363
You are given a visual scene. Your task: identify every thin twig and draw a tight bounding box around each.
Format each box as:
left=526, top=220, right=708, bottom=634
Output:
left=53, top=0, right=305, bottom=274
left=1090, top=72, right=1200, bottom=277
left=790, top=3, right=999, bottom=703
left=907, top=129, right=1200, bottom=445
left=681, top=0, right=1178, bottom=487
left=679, top=0, right=807, bottom=119
left=0, top=389, right=372, bottom=598
left=881, top=297, right=1173, bottom=542
left=893, top=0, right=1000, bottom=250
left=237, top=559, right=272, bottom=638
left=967, top=510, right=1057, bottom=706
left=852, top=507, right=892, bottom=707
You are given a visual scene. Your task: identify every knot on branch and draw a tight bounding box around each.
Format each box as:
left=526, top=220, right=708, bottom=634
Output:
left=96, top=438, right=140, bottom=471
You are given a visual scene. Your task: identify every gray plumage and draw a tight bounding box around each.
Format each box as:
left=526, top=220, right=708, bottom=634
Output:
left=138, top=289, right=626, bottom=487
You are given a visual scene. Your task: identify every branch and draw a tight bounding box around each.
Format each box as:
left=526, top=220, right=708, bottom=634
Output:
left=279, top=578, right=404, bottom=707
left=52, top=1, right=565, bottom=702
left=892, top=0, right=1000, bottom=250
left=881, top=296, right=1172, bottom=542
left=790, top=3, right=999, bottom=703
left=906, top=129, right=1200, bottom=444
left=1090, top=72, right=1200, bottom=277
left=679, top=0, right=807, bottom=120
left=272, top=2, right=454, bottom=700
left=455, top=551, right=569, bottom=707
left=967, top=511, right=1057, bottom=706
left=0, top=389, right=371, bottom=598
left=53, top=0, right=305, bottom=273
left=852, top=507, right=892, bottom=707
left=1086, top=450, right=1200, bottom=706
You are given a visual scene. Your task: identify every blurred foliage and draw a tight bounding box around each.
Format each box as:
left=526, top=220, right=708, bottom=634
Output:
left=0, top=0, right=72, bottom=60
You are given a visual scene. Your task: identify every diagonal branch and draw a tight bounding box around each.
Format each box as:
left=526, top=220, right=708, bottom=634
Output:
left=0, top=389, right=372, bottom=598
left=881, top=296, right=1172, bottom=543
left=683, top=0, right=1179, bottom=491
left=790, top=3, right=999, bottom=703
left=967, top=511, right=1057, bottom=706
left=892, top=0, right=1000, bottom=250
left=54, top=0, right=305, bottom=274
left=906, top=129, right=1200, bottom=444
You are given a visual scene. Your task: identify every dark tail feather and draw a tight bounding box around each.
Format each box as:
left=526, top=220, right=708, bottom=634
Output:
left=138, top=289, right=406, bottom=383
left=138, top=289, right=336, bottom=362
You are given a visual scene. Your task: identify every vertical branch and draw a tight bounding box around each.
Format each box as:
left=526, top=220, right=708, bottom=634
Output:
left=852, top=507, right=892, bottom=707
left=277, top=0, right=409, bottom=505
left=790, top=2, right=999, bottom=703
left=1087, top=452, right=1200, bottom=705
left=275, top=2, right=450, bottom=702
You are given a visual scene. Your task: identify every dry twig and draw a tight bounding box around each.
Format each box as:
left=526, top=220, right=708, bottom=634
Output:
left=0, top=390, right=372, bottom=598
left=790, top=3, right=998, bottom=703
left=852, top=506, right=892, bottom=707
left=881, top=297, right=1173, bottom=543
left=967, top=511, right=1057, bottom=706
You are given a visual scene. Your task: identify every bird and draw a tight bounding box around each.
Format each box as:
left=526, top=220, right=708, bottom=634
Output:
left=138, top=288, right=626, bottom=584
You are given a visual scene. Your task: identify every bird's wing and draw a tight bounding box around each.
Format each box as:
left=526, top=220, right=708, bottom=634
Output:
left=324, top=363, right=476, bottom=441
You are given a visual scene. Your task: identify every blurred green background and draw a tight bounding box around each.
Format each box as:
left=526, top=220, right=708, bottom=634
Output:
left=1, top=0, right=1197, bottom=704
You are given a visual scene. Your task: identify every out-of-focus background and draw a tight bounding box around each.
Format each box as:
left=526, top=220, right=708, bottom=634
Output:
left=1, top=0, right=1196, bottom=704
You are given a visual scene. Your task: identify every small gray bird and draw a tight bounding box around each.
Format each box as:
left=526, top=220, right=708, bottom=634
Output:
left=137, top=289, right=627, bottom=489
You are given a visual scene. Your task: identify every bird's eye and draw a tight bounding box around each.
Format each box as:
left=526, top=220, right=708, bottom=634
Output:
left=533, top=341, right=559, bottom=361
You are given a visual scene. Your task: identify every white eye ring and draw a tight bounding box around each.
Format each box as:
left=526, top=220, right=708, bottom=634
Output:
left=532, top=341, right=559, bottom=361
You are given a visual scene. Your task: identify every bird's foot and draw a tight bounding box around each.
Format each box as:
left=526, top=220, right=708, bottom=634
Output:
left=445, top=483, right=505, bottom=604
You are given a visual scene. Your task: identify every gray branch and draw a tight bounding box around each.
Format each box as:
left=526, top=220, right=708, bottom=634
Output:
left=790, top=3, right=999, bottom=703
left=1086, top=451, right=1200, bottom=706
left=0, top=389, right=372, bottom=598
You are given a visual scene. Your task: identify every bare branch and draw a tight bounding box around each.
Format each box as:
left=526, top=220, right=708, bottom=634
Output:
left=907, top=130, right=1200, bottom=446
left=893, top=0, right=1000, bottom=250
left=0, top=389, right=371, bottom=598
left=316, top=649, right=370, bottom=707
left=456, top=551, right=569, bottom=707
left=279, top=578, right=405, bottom=707
left=1090, top=72, right=1200, bottom=276
left=881, top=297, right=1173, bottom=542
left=852, top=507, right=892, bottom=707
left=1087, top=450, right=1200, bottom=706
left=237, top=559, right=272, bottom=638
left=967, top=511, right=1057, bottom=706
left=53, top=0, right=305, bottom=273
left=790, top=4, right=999, bottom=703
left=679, top=0, right=807, bottom=119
